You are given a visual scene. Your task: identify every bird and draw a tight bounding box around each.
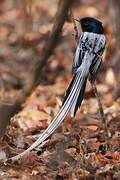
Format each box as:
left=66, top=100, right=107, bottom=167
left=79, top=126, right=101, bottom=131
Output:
left=9, top=17, right=106, bottom=161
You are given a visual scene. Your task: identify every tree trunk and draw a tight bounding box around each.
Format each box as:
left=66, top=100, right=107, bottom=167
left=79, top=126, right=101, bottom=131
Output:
left=0, top=0, right=75, bottom=138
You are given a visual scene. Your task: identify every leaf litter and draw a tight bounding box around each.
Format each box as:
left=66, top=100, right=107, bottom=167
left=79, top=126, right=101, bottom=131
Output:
left=0, top=0, right=120, bottom=179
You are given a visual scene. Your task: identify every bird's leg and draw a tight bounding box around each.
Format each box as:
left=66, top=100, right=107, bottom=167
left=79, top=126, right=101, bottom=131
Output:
left=91, top=81, right=110, bottom=147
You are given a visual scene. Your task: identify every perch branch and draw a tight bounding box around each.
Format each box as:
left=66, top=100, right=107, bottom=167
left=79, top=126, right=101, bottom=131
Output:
left=0, top=0, right=74, bottom=138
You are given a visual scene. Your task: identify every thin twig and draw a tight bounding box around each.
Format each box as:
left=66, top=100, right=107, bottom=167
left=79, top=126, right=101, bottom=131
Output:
left=91, top=82, right=110, bottom=144
left=70, top=9, right=87, bottom=166
left=70, top=8, right=79, bottom=41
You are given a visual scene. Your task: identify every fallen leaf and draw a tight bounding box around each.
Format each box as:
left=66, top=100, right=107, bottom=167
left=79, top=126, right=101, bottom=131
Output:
left=0, top=150, right=6, bottom=161
left=105, top=152, right=120, bottom=163
left=105, top=68, right=116, bottom=86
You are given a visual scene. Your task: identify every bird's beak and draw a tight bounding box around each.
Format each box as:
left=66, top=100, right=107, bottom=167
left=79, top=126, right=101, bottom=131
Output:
left=74, top=17, right=81, bottom=22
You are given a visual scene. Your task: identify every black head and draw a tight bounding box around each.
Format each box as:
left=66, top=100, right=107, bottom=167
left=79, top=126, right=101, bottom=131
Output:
left=75, top=17, right=104, bottom=34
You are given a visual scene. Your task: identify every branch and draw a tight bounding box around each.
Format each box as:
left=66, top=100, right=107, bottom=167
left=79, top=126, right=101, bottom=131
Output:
left=0, top=0, right=74, bottom=138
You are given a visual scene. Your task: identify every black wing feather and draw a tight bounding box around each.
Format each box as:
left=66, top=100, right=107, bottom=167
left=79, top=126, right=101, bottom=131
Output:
left=73, top=76, right=87, bottom=116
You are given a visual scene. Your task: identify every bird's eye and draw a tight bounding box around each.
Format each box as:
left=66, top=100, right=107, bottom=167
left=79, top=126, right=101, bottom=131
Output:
left=85, top=23, right=89, bottom=26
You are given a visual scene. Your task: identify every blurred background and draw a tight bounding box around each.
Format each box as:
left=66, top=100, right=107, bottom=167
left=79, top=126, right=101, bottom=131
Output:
left=0, top=0, right=119, bottom=102
left=0, top=1, right=120, bottom=179
left=0, top=0, right=120, bottom=130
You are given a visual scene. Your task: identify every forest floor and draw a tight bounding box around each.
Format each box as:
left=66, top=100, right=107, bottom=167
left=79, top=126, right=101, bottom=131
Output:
left=0, top=1, right=119, bottom=179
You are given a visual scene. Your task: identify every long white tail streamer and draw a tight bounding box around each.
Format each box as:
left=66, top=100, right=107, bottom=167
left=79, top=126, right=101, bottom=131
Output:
left=9, top=67, right=87, bottom=161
